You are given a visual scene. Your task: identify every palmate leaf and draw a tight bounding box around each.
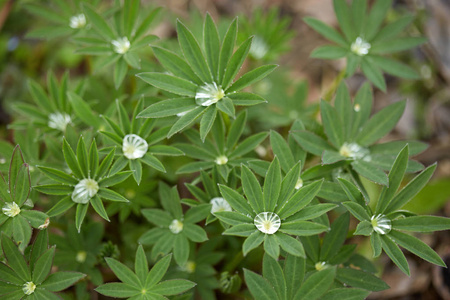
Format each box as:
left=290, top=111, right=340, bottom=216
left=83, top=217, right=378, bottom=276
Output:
left=244, top=268, right=279, bottom=300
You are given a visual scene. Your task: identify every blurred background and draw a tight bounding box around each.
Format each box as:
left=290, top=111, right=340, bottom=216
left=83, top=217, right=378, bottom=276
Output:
left=0, top=0, right=449, bottom=299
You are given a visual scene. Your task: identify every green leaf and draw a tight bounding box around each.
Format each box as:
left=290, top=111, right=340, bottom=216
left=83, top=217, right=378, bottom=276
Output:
left=0, top=263, right=23, bottom=285
left=13, top=164, right=30, bottom=206
left=276, top=233, right=305, bottom=257
left=321, top=212, right=349, bottom=261
left=342, top=202, right=370, bottom=222
left=218, top=18, right=238, bottom=83
left=320, top=99, right=344, bottom=148
left=141, top=154, right=166, bottom=173
left=95, top=282, right=140, bottom=298
left=96, top=148, right=116, bottom=179
left=370, top=37, right=427, bottom=54
left=354, top=220, right=373, bottom=236
left=46, top=196, right=74, bottom=217
left=67, top=92, right=101, bottom=129
left=333, top=0, right=355, bottom=42
left=376, top=146, right=409, bottom=214
left=277, top=180, right=323, bottom=219
left=223, top=224, right=256, bottom=237
left=203, top=13, right=220, bottom=81
left=91, top=195, right=110, bottom=222
left=214, top=211, right=253, bottom=225
left=98, top=188, right=129, bottom=202
left=9, top=146, right=25, bottom=193
left=310, top=45, right=348, bottom=59
left=130, top=159, right=142, bottom=185
left=227, top=64, right=277, bottom=93
left=75, top=203, right=88, bottom=232
left=264, top=157, right=281, bottom=211
left=284, top=254, right=305, bottom=300
left=280, top=220, right=329, bottom=236
left=217, top=98, right=235, bottom=117
left=241, top=165, right=264, bottom=213
left=365, top=0, right=392, bottom=40
left=372, top=15, right=414, bottom=42
left=290, top=130, right=334, bottom=156
left=148, top=145, right=184, bottom=157
left=361, top=59, right=386, bottom=92
left=371, top=233, right=382, bottom=258
left=33, top=184, right=73, bottom=195
left=244, top=230, right=265, bottom=256
left=32, top=247, right=55, bottom=284
left=293, top=267, right=336, bottom=300
left=151, top=47, right=201, bottom=85
left=62, top=138, right=83, bottom=179
left=167, top=107, right=205, bottom=138
left=105, top=257, right=140, bottom=287
left=41, top=271, right=85, bottom=292
left=199, top=105, right=217, bottom=142
left=322, top=150, right=346, bottom=165
left=159, top=183, right=183, bottom=220
left=76, top=137, right=89, bottom=178
left=263, top=254, right=286, bottom=300
left=264, top=234, right=280, bottom=259
left=89, top=141, right=99, bottom=178
left=380, top=235, right=410, bottom=276
left=184, top=204, right=211, bottom=224
left=303, top=17, right=348, bottom=47
left=356, top=100, right=406, bottom=146
left=243, top=269, right=279, bottom=300
left=82, top=3, right=115, bottom=40
left=229, top=132, right=268, bottom=159
left=12, top=215, right=32, bottom=250
left=27, top=80, right=54, bottom=113
left=278, top=162, right=301, bottom=207
left=29, top=229, right=49, bottom=271
left=385, top=163, right=436, bottom=213
left=173, top=234, right=189, bottom=265
left=146, top=254, right=171, bottom=287
left=152, top=279, right=196, bottom=296
left=227, top=92, right=266, bottom=106
left=270, top=130, right=295, bottom=173
left=176, top=20, right=212, bottom=82
left=136, top=73, right=198, bottom=97
left=369, top=56, right=420, bottom=79
left=137, top=98, right=197, bottom=119
left=392, top=216, right=450, bottom=232
left=1, top=234, right=30, bottom=281
left=336, top=267, right=389, bottom=291
left=184, top=224, right=208, bottom=242
left=388, top=230, right=445, bottom=267
left=99, top=171, right=133, bottom=188
left=351, top=160, right=388, bottom=186
left=351, top=0, right=367, bottom=35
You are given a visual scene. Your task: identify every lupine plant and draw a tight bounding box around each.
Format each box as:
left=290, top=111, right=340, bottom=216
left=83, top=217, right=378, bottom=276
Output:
left=1, top=0, right=449, bottom=299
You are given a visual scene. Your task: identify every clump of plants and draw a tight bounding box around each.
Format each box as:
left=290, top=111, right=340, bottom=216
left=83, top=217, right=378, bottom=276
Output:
left=1, top=0, right=449, bottom=299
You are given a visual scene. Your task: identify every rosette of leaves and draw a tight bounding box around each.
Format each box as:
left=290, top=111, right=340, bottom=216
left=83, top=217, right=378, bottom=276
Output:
left=185, top=169, right=236, bottom=225
left=244, top=253, right=370, bottom=300
left=300, top=213, right=389, bottom=292
left=139, top=183, right=210, bottom=265
left=12, top=72, right=80, bottom=134
left=100, top=99, right=184, bottom=184
left=166, top=240, right=224, bottom=300
left=238, top=7, right=295, bottom=62
left=50, top=222, right=104, bottom=288
left=341, top=146, right=450, bottom=275
left=0, top=230, right=85, bottom=299
left=136, top=14, right=277, bottom=139
left=25, top=0, right=96, bottom=39
left=250, top=127, right=351, bottom=203
left=0, top=146, right=49, bottom=251
left=76, top=1, right=160, bottom=88
left=305, top=0, right=426, bottom=91
left=176, top=112, right=267, bottom=180
left=95, top=247, right=196, bottom=299
left=291, top=83, right=426, bottom=195
left=34, top=137, right=131, bottom=231
left=215, top=157, right=334, bottom=260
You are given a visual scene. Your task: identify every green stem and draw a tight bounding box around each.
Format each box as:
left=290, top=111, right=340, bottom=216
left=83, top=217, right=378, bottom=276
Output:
left=323, top=68, right=346, bottom=101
